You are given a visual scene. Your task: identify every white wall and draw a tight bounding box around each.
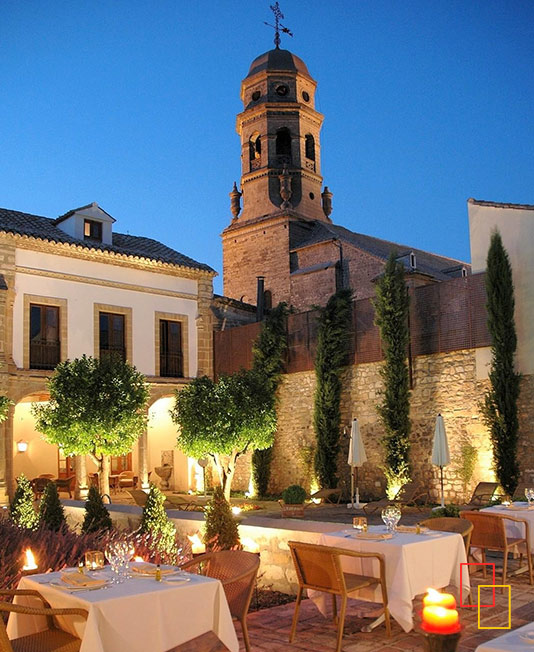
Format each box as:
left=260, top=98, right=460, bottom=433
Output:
left=468, top=200, right=534, bottom=375
left=13, top=401, right=59, bottom=479
left=13, top=249, right=199, bottom=376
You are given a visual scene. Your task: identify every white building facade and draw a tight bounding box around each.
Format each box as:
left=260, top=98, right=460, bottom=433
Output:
left=0, top=202, right=215, bottom=504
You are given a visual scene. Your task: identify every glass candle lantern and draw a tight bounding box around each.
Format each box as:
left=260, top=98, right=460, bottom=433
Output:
left=85, top=550, right=105, bottom=570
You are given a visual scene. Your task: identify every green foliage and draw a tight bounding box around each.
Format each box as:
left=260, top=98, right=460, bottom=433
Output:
left=453, top=437, right=478, bottom=497
left=32, top=354, right=149, bottom=459
left=481, top=231, right=521, bottom=497
left=313, top=289, right=353, bottom=489
left=139, top=484, right=177, bottom=556
left=39, top=482, right=66, bottom=531
left=251, top=303, right=289, bottom=497
left=281, top=484, right=307, bottom=504
left=81, top=486, right=113, bottom=534
left=0, top=395, right=11, bottom=423
left=203, top=486, right=240, bottom=551
left=373, top=253, right=411, bottom=496
left=10, top=474, right=39, bottom=529
left=427, top=504, right=460, bottom=518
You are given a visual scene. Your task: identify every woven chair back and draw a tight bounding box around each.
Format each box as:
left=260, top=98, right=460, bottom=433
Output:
left=397, top=482, right=420, bottom=501
left=469, top=482, right=498, bottom=504
left=289, top=542, right=344, bottom=593
left=204, top=551, right=260, bottom=618
left=461, top=511, right=506, bottom=549
left=420, top=517, right=473, bottom=552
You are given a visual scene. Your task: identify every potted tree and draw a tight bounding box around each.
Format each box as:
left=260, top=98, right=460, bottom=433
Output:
left=279, top=485, right=307, bottom=518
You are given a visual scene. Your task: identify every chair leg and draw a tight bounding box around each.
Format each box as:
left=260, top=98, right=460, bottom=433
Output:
left=331, top=593, right=338, bottom=624
left=502, top=551, right=508, bottom=593
left=526, top=547, right=534, bottom=585
left=335, top=595, right=347, bottom=652
left=482, top=549, right=487, bottom=577
left=379, top=581, right=391, bottom=637
left=289, top=587, right=303, bottom=643
left=240, top=616, right=252, bottom=652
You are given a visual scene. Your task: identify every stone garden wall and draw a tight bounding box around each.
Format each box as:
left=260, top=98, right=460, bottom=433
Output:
left=231, top=348, right=534, bottom=502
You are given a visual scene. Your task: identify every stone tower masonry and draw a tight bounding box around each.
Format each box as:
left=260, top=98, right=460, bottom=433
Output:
left=222, top=47, right=333, bottom=306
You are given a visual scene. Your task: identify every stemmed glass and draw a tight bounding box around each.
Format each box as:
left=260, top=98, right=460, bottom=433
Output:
left=105, top=543, right=120, bottom=584
left=381, top=505, right=401, bottom=533
left=526, top=488, right=534, bottom=507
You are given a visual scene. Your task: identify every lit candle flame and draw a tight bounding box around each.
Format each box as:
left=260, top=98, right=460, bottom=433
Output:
left=23, top=548, right=37, bottom=571
left=134, top=556, right=144, bottom=562
left=187, top=533, right=205, bottom=554
left=426, top=588, right=442, bottom=601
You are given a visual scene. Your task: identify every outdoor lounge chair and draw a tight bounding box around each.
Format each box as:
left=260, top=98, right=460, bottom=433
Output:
left=363, top=481, right=429, bottom=514
left=459, top=482, right=499, bottom=509
left=180, top=550, right=260, bottom=652
left=288, top=541, right=391, bottom=652
left=310, top=487, right=342, bottom=505
left=0, top=589, right=88, bottom=652
left=127, top=489, right=149, bottom=507
left=164, top=494, right=209, bottom=511
left=512, top=483, right=531, bottom=502
left=460, top=511, right=533, bottom=589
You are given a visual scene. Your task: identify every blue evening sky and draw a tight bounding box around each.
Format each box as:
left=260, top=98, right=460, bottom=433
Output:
left=3, top=1, right=533, bottom=293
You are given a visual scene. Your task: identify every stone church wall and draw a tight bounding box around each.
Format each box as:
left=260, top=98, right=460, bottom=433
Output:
left=230, top=348, right=534, bottom=501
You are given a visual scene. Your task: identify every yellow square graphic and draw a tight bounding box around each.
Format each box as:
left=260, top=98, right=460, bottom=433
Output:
left=477, top=585, right=511, bottom=630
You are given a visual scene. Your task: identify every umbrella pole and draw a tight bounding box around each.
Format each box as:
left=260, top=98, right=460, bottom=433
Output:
left=350, top=464, right=355, bottom=509
left=355, top=466, right=360, bottom=509
left=440, top=466, right=445, bottom=508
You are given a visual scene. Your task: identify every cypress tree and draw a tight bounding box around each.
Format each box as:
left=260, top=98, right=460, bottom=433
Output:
left=481, top=230, right=521, bottom=496
left=203, top=486, right=240, bottom=551
left=10, top=473, right=39, bottom=529
left=251, top=303, right=288, bottom=497
left=373, top=252, right=411, bottom=498
left=139, top=484, right=177, bottom=555
left=39, top=481, right=66, bottom=531
left=82, top=486, right=113, bottom=533
left=313, top=288, right=353, bottom=489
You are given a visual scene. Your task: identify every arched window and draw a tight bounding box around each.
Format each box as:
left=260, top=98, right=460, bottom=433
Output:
left=305, top=134, right=315, bottom=161
left=275, top=128, right=292, bottom=163
left=248, top=133, right=261, bottom=162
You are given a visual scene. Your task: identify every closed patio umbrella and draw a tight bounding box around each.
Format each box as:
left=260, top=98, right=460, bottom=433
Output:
left=348, top=418, right=367, bottom=509
left=432, top=414, right=450, bottom=508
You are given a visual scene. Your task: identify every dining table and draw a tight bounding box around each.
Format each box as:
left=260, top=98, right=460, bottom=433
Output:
left=474, top=622, right=534, bottom=651
left=482, top=503, right=534, bottom=548
left=7, top=565, right=239, bottom=652
left=313, top=525, right=470, bottom=633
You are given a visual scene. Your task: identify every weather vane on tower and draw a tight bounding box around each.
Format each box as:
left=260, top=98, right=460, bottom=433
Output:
left=264, top=2, right=293, bottom=49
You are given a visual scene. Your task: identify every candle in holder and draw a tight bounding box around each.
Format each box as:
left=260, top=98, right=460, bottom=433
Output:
left=423, top=588, right=456, bottom=610
left=22, top=548, right=38, bottom=575
left=85, top=550, right=105, bottom=570
left=422, top=605, right=460, bottom=634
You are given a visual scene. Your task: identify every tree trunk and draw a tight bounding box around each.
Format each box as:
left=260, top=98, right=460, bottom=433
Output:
left=98, top=455, right=110, bottom=497
left=213, top=451, right=238, bottom=501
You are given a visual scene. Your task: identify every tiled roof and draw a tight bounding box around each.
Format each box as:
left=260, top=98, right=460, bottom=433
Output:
left=290, top=220, right=469, bottom=281
left=0, top=207, right=214, bottom=273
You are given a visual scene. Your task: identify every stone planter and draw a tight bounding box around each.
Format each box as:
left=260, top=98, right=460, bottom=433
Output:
left=278, top=500, right=305, bottom=518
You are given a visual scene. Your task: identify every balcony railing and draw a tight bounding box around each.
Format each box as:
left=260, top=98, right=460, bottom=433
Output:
left=100, top=345, right=126, bottom=362
left=160, top=352, right=184, bottom=378
left=30, top=340, right=60, bottom=370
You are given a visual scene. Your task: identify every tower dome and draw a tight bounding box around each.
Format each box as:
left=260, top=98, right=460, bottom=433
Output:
left=246, top=48, right=311, bottom=80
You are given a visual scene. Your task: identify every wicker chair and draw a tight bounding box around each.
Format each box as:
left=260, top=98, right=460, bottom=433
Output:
left=363, top=481, right=429, bottom=514
left=0, top=589, right=87, bottom=652
left=30, top=477, right=53, bottom=499
left=54, top=476, right=75, bottom=498
left=180, top=550, right=260, bottom=652
left=118, top=471, right=137, bottom=490
left=288, top=541, right=391, bottom=652
left=460, top=511, right=534, bottom=589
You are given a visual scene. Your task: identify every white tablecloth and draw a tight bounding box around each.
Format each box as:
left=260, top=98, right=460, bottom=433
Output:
left=7, top=568, right=238, bottom=652
left=482, top=503, right=534, bottom=549
left=313, top=526, right=469, bottom=633
left=475, top=622, right=534, bottom=651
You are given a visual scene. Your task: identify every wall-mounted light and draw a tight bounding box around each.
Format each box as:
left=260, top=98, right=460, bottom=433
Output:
left=17, top=440, right=28, bottom=453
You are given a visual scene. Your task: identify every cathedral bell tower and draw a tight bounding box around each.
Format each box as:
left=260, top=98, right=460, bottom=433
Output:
left=231, top=49, right=330, bottom=223
left=222, top=45, right=333, bottom=306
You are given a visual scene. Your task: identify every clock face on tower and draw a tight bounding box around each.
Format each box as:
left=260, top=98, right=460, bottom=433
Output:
left=275, top=84, right=289, bottom=96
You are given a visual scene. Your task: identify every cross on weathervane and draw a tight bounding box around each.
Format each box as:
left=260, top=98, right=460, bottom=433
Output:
left=264, top=2, right=293, bottom=49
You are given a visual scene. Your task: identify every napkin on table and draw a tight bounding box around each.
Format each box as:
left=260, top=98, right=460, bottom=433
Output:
left=396, top=525, right=428, bottom=534
left=61, top=572, right=107, bottom=588
left=355, top=532, right=393, bottom=540
left=131, top=563, right=175, bottom=576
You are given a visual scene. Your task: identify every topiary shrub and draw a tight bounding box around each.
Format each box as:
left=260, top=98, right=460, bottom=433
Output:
left=281, top=485, right=307, bottom=505
left=428, top=504, right=460, bottom=519
left=10, top=474, right=39, bottom=530
left=203, top=486, right=240, bottom=551
left=81, top=486, right=113, bottom=534
left=139, top=484, right=177, bottom=556
left=39, top=482, right=66, bottom=531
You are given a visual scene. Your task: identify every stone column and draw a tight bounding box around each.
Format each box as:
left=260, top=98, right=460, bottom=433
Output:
left=75, top=454, right=88, bottom=500
left=0, top=404, right=15, bottom=504
left=196, top=276, right=214, bottom=378
left=138, top=428, right=149, bottom=489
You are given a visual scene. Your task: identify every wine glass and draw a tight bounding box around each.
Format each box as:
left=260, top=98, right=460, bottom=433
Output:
left=104, top=543, right=119, bottom=583
left=381, top=505, right=401, bottom=533
left=525, top=488, right=532, bottom=506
